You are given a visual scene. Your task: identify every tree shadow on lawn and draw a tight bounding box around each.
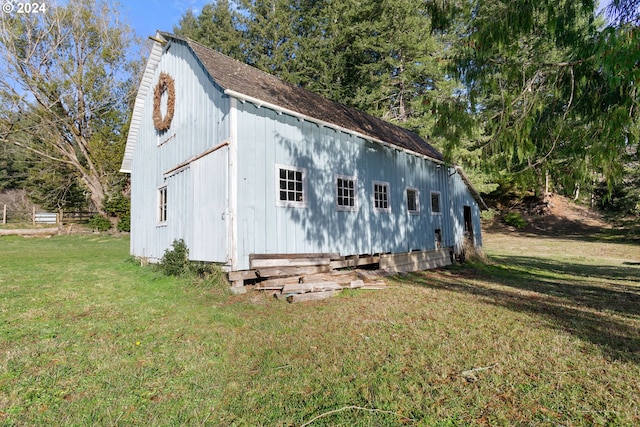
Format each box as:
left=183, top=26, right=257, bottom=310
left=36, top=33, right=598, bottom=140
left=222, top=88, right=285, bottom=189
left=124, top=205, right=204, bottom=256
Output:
left=394, top=257, right=640, bottom=364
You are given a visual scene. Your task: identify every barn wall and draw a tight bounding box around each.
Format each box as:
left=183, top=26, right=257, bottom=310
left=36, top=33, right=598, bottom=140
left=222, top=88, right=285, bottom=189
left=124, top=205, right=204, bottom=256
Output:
left=130, top=40, right=231, bottom=261
left=449, top=171, right=484, bottom=254
left=234, top=102, right=458, bottom=271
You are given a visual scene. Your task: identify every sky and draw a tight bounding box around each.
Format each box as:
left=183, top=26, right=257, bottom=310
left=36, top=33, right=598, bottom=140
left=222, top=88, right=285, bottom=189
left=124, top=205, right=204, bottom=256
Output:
left=120, top=0, right=211, bottom=38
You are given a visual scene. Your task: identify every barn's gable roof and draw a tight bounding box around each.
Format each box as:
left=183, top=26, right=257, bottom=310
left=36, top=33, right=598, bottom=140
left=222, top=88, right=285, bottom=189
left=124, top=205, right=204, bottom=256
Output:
left=173, top=32, right=444, bottom=163
left=121, top=32, right=444, bottom=173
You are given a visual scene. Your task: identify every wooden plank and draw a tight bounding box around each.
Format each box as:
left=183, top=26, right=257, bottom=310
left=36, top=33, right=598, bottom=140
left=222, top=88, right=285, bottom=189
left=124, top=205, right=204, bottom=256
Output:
left=256, top=265, right=331, bottom=278
left=381, top=256, right=451, bottom=273
left=297, top=271, right=360, bottom=287
left=228, top=269, right=258, bottom=281
left=330, top=255, right=380, bottom=269
left=254, top=276, right=300, bottom=290
left=250, top=253, right=340, bottom=260
left=250, top=257, right=331, bottom=268
left=286, top=290, right=340, bottom=303
left=349, top=279, right=364, bottom=289
left=356, top=269, right=392, bottom=280
left=380, top=249, right=449, bottom=265
left=379, top=249, right=452, bottom=272
left=282, top=281, right=342, bottom=294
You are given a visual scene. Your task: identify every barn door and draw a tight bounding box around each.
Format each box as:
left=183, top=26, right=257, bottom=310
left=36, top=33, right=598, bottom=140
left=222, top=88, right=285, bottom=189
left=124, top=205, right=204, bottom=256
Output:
left=189, top=146, right=229, bottom=262
left=463, top=205, right=474, bottom=245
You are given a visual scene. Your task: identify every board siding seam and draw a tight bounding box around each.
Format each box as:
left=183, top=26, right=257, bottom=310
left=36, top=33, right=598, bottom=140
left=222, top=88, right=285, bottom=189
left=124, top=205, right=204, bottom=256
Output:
left=163, top=141, right=230, bottom=177
left=229, top=98, right=239, bottom=271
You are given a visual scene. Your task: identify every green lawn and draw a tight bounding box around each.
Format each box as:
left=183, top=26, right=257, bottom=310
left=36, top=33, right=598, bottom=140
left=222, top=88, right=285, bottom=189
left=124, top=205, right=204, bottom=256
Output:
left=1, top=232, right=639, bottom=426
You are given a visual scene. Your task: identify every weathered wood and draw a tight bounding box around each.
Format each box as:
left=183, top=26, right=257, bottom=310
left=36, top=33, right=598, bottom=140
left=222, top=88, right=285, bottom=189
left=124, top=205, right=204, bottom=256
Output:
left=254, top=275, right=301, bottom=290
left=250, top=253, right=341, bottom=260
left=298, top=271, right=360, bottom=286
left=349, top=279, right=364, bottom=289
left=286, top=290, right=340, bottom=303
left=356, top=269, right=393, bottom=280
left=228, top=269, right=258, bottom=282
left=380, top=249, right=452, bottom=273
left=256, top=265, right=331, bottom=278
left=282, top=281, right=342, bottom=294
left=330, top=255, right=380, bottom=269
left=250, top=257, right=331, bottom=268
left=0, top=227, right=58, bottom=236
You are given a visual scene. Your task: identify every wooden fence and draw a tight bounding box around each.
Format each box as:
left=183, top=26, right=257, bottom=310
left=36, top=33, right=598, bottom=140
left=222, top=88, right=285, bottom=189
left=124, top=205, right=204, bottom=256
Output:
left=1, top=205, right=97, bottom=225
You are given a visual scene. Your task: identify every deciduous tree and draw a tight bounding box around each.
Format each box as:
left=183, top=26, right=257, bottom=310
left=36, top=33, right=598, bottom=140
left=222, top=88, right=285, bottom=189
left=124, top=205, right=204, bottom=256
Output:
left=0, top=0, right=141, bottom=213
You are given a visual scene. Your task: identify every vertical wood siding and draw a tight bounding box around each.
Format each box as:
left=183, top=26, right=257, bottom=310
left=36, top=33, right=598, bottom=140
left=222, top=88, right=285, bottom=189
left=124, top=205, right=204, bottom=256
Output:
left=130, top=40, right=230, bottom=261
left=234, top=102, right=462, bottom=270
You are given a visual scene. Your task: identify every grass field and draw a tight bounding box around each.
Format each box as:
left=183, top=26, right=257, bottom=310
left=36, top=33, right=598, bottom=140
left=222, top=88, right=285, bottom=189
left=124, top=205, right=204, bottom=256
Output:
left=1, top=231, right=639, bottom=426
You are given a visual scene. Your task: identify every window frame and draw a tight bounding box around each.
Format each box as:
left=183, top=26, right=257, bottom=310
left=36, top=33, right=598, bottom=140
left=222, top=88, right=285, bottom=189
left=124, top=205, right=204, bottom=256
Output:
left=158, top=185, right=168, bottom=225
left=372, top=180, right=391, bottom=213
left=406, top=186, right=420, bottom=214
left=275, top=164, right=307, bottom=208
left=335, top=174, right=358, bottom=211
left=430, top=191, right=442, bottom=214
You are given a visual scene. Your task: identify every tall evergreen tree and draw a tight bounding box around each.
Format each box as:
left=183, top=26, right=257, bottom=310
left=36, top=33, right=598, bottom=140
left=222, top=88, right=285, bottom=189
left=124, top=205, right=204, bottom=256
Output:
left=175, top=0, right=247, bottom=59
left=450, top=0, right=638, bottom=196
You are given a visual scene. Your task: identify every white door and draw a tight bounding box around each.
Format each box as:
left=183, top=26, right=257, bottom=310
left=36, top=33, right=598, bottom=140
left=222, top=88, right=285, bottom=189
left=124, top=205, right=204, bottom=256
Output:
left=190, top=146, right=229, bottom=262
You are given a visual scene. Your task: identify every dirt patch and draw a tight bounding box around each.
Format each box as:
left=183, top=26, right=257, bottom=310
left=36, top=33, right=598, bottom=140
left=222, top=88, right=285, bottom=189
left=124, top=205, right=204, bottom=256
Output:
left=487, top=193, right=616, bottom=237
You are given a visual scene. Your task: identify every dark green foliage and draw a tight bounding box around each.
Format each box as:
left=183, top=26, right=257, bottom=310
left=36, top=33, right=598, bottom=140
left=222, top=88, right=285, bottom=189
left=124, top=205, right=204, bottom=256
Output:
left=87, top=214, right=112, bottom=232
left=159, top=239, right=190, bottom=277
left=104, top=193, right=131, bottom=232
left=116, top=215, right=130, bottom=232
left=177, top=0, right=638, bottom=228
left=503, top=211, right=528, bottom=229
left=158, top=240, right=228, bottom=288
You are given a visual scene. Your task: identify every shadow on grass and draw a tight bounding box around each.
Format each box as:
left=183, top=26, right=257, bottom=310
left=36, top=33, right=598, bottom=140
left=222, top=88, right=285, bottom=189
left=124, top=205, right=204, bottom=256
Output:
left=393, top=256, right=640, bottom=364
left=486, top=215, right=640, bottom=245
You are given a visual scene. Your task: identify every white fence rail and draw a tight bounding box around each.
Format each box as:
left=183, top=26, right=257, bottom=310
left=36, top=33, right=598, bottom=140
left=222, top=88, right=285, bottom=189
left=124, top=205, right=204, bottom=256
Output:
left=1, top=206, right=97, bottom=225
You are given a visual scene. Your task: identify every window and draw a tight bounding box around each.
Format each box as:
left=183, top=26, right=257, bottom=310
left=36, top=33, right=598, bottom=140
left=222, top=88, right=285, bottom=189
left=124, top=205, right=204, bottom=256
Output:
left=431, top=191, right=441, bottom=214
left=336, top=175, right=357, bottom=210
left=373, top=181, right=390, bottom=212
left=435, top=228, right=442, bottom=249
left=276, top=165, right=306, bottom=207
left=158, top=186, right=167, bottom=223
left=406, top=187, right=419, bottom=213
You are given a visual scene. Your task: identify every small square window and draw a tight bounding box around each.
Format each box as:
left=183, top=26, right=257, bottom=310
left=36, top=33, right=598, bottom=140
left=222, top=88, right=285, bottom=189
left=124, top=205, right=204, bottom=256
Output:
left=431, top=191, right=441, bottom=214
left=406, top=187, right=419, bottom=213
left=276, top=165, right=306, bottom=207
left=373, top=181, right=390, bottom=212
left=336, top=176, right=357, bottom=210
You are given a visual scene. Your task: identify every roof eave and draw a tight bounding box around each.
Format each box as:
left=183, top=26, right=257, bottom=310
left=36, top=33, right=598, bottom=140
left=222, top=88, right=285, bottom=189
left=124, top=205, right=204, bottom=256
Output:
left=223, top=88, right=445, bottom=165
left=120, top=32, right=167, bottom=174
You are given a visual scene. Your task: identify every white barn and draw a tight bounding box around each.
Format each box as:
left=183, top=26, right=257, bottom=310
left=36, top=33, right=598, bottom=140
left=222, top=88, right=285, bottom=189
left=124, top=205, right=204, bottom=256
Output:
left=121, top=32, right=486, bottom=291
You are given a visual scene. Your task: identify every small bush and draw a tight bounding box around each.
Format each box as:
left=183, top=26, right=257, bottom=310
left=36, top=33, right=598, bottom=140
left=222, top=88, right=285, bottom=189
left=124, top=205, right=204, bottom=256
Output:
left=88, top=214, right=112, bottom=232
left=116, top=215, right=130, bottom=232
left=104, top=194, right=131, bottom=232
left=503, top=211, right=527, bottom=229
left=480, top=208, right=497, bottom=223
left=159, top=239, right=190, bottom=276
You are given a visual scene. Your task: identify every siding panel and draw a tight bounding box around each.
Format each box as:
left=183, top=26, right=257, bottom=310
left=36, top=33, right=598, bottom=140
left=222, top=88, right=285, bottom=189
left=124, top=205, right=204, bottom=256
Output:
left=130, top=40, right=230, bottom=261
left=234, top=102, right=462, bottom=270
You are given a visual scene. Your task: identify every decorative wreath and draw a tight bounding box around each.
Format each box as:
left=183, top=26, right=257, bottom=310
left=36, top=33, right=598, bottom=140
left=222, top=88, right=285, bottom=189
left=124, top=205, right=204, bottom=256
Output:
left=153, top=72, right=175, bottom=132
